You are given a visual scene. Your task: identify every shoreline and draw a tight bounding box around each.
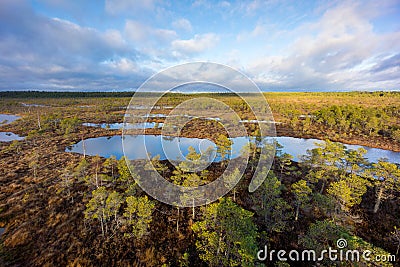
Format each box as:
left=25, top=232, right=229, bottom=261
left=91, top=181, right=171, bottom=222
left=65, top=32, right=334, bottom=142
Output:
left=58, top=123, right=400, bottom=155
left=1, top=111, right=399, bottom=153
left=275, top=124, right=400, bottom=152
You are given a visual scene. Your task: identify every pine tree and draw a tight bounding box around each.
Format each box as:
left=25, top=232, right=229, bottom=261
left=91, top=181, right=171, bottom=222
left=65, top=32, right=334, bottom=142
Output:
left=344, top=148, right=367, bottom=175
left=117, top=156, right=138, bottom=191
left=291, top=180, right=312, bottom=221
left=250, top=169, right=292, bottom=233
left=278, top=153, right=294, bottom=176
left=123, top=195, right=155, bottom=238
left=215, top=134, right=232, bottom=166
left=85, top=186, right=109, bottom=236
left=60, top=162, right=75, bottom=203
left=181, top=172, right=207, bottom=219
left=192, top=198, right=258, bottom=266
left=327, top=174, right=369, bottom=214
left=367, top=159, right=400, bottom=213
left=302, top=140, right=347, bottom=193
left=104, top=191, right=123, bottom=231
left=74, top=157, right=89, bottom=181
left=117, top=156, right=133, bottom=182
left=223, top=168, right=241, bottom=202
left=102, top=155, right=117, bottom=182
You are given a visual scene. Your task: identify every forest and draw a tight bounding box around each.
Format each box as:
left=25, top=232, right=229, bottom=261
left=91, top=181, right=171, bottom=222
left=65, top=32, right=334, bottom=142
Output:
left=0, top=91, right=399, bottom=266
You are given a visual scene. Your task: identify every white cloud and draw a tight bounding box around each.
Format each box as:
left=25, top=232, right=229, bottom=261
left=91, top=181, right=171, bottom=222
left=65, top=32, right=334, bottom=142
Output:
left=124, top=20, right=148, bottom=43
left=104, top=29, right=126, bottom=49
left=101, top=57, right=138, bottom=73
left=154, top=28, right=178, bottom=42
left=0, top=1, right=147, bottom=90
left=172, top=18, right=193, bottom=32
left=1, top=0, right=399, bottom=91
left=246, top=1, right=400, bottom=90
left=125, top=20, right=177, bottom=44
left=172, top=33, right=219, bottom=55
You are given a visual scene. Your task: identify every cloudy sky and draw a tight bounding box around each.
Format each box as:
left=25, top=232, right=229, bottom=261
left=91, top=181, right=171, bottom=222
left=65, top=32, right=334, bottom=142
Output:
left=1, top=0, right=399, bottom=91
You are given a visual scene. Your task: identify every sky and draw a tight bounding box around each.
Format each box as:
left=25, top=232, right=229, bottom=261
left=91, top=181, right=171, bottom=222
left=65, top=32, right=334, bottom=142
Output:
left=0, top=0, right=399, bottom=92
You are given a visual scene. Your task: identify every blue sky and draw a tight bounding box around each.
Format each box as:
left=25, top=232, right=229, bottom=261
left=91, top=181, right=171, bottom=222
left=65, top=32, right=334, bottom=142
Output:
left=0, top=0, right=399, bottom=91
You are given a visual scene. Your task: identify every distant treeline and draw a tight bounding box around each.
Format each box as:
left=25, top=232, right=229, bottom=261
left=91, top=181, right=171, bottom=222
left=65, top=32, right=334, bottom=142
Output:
left=0, top=91, right=243, bottom=98
left=1, top=90, right=399, bottom=99
left=0, top=91, right=135, bottom=98
left=264, top=90, right=400, bottom=97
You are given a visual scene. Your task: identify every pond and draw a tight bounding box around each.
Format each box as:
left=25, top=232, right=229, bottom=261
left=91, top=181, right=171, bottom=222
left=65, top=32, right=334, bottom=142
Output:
left=20, top=102, right=48, bottom=107
left=65, top=135, right=400, bottom=164
left=274, top=136, right=400, bottom=163
left=0, top=132, right=24, bottom=142
left=67, top=135, right=224, bottom=161
left=240, top=119, right=282, bottom=124
left=124, top=114, right=167, bottom=118
left=0, top=114, right=20, bottom=126
left=83, top=122, right=163, bottom=130
left=0, top=114, right=24, bottom=142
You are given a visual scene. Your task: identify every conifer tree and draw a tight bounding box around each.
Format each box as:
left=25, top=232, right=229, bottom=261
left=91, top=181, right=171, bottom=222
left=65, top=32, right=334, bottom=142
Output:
left=192, top=198, right=258, bottom=266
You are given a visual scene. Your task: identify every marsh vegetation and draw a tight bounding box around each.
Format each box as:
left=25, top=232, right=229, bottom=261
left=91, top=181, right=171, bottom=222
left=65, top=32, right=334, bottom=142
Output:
left=0, top=91, right=399, bottom=266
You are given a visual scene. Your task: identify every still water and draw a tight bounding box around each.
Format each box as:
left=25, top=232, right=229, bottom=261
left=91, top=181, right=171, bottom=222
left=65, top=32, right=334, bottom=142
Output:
left=83, top=122, right=163, bottom=130
left=65, top=135, right=400, bottom=164
left=0, top=114, right=20, bottom=125
left=0, top=132, right=24, bottom=142
left=0, top=114, right=24, bottom=142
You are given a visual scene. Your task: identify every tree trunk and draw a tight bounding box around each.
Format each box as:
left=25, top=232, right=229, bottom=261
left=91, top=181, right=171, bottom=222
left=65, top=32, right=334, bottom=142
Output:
left=373, top=186, right=384, bottom=213
left=216, top=230, right=223, bottom=257
left=37, top=113, right=41, bottom=130
left=100, top=217, right=105, bottom=237
left=295, top=204, right=300, bottom=221
left=176, top=207, right=179, bottom=232
left=82, top=136, right=86, bottom=158
left=192, top=198, right=195, bottom=220
left=95, top=163, right=99, bottom=188
left=102, top=210, right=107, bottom=235
left=319, top=181, right=325, bottom=194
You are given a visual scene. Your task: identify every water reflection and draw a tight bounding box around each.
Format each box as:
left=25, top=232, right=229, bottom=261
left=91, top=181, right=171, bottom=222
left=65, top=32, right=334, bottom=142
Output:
left=66, top=135, right=400, bottom=164
left=20, top=103, right=48, bottom=107
left=0, top=114, right=20, bottom=125
left=276, top=136, right=400, bottom=163
left=0, top=132, right=24, bottom=142
left=66, top=135, right=221, bottom=161
left=83, top=122, right=163, bottom=130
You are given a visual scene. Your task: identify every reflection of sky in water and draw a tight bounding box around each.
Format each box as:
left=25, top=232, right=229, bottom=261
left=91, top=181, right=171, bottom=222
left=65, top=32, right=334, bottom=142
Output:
left=276, top=136, right=400, bottom=164
left=67, top=135, right=219, bottom=161
left=0, top=132, right=24, bottom=142
left=0, top=114, right=20, bottom=125
left=83, top=122, right=163, bottom=130
left=66, top=135, right=400, bottom=164
left=20, top=103, right=48, bottom=107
